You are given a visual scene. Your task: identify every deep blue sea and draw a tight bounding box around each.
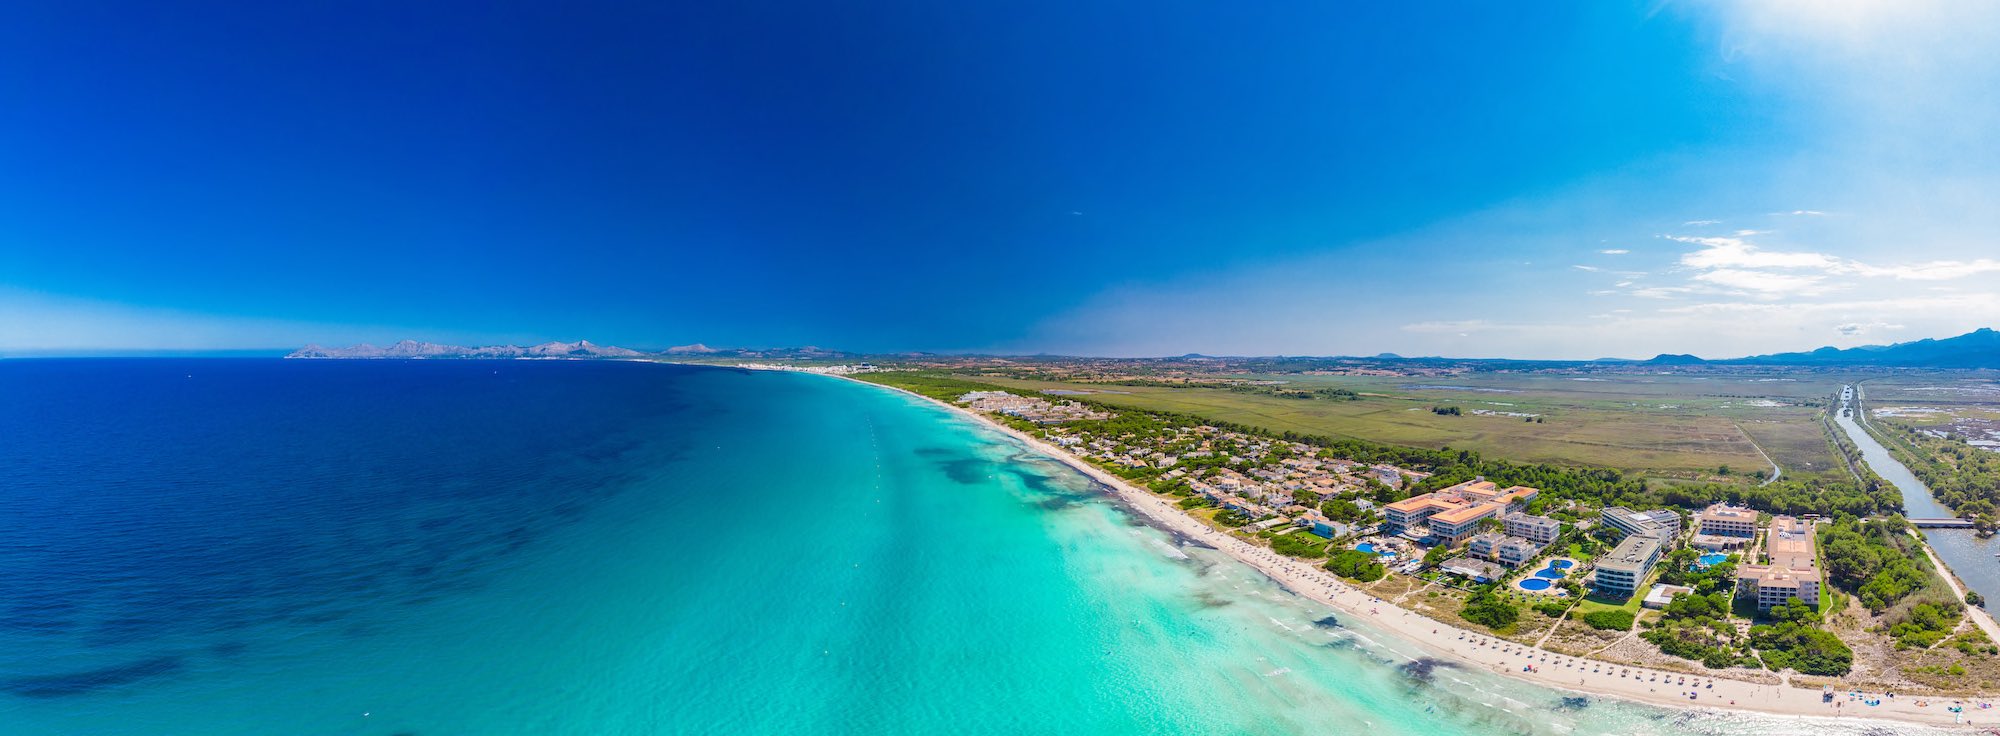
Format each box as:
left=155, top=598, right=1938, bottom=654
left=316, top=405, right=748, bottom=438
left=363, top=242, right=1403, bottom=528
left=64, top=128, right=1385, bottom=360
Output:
left=0, top=360, right=1941, bottom=734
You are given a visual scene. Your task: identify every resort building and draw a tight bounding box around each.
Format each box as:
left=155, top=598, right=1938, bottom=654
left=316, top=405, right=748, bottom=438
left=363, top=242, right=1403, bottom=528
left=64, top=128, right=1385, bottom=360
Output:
left=1735, top=515, right=1822, bottom=610
left=1427, top=504, right=1500, bottom=546
left=1601, top=506, right=1681, bottom=543
left=1297, top=512, right=1355, bottom=540
left=1466, top=531, right=1547, bottom=568
left=1496, top=536, right=1545, bottom=567
left=1381, top=479, right=1538, bottom=543
left=1643, top=583, right=1694, bottom=610
left=1692, top=503, right=1758, bottom=551
left=1440, top=557, right=1505, bottom=583
left=1594, top=534, right=1664, bottom=598
left=956, top=391, right=1112, bottom=424
left=1503, top=512, right=1561, bottom=544
left=1465, top=532, right=1504, bottom=561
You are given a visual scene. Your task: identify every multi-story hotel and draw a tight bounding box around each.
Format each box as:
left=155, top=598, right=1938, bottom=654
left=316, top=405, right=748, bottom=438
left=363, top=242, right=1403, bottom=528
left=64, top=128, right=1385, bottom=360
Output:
left=1594, top=534, right=1664, bottom=598
left=1692, top=503, right=1758, bottom=551
left=1601, top=506, right=1681, bottom=543
left=1382, top=479, right=1538, bottom=544
left=1736, top=515, right=1822, bottom=610
left=1503, top=511, right=1561, bottom=544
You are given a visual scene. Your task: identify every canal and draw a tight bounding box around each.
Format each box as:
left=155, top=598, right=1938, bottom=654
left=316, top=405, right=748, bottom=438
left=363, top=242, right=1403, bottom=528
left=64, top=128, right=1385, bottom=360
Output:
left=1835, top=384, right=2000, bottom=601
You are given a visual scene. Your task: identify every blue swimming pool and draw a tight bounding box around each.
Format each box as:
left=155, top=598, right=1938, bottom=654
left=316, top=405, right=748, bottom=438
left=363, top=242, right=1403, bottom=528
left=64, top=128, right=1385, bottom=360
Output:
left=1698, top=553, right=1729, bottom=567
left=1355, top=543, right=1395, bottom=557
left=1533, top=567, right=1565, bottom=579
left=1519, top=578, right=1553, bottom=591
left=1550, top=559, right=1574, bottom=569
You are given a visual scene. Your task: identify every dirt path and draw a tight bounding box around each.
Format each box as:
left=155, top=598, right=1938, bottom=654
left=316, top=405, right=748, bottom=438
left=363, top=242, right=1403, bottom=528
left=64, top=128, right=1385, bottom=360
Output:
left=1535, top=601, right=1580, bottom=648
left=1735, top=420, right=1783, bottom=486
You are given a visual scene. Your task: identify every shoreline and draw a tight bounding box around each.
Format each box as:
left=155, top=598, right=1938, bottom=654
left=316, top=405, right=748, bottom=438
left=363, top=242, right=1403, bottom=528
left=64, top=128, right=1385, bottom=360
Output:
left=813, top=370, right=1982, bottom=730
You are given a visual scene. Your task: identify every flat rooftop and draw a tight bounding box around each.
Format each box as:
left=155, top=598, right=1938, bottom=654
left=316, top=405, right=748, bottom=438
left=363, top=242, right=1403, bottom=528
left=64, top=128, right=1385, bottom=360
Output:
left=1599, top=534, right=1663, bottom=572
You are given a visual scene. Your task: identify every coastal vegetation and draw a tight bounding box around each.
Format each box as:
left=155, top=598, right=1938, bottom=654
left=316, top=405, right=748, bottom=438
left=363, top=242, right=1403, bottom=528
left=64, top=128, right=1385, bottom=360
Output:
left=1817, top=517, right=1963, bottom=648
left=1642, top=591, right=1755, bottom=669
left=1324, top=549, right=1387, bottom=582
left=1458, top=588, right=1521, bottom=631
left=1266, top=530, right=1333, bottom=558
left=1750, top=620, right=1853, bottom=676
left=1579, top=609, right=1633, bottom=631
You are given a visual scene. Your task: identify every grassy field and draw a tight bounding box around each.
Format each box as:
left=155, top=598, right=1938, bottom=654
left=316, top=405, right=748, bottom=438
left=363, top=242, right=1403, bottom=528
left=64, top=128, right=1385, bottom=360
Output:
left=956, top=370, right=1855, bottom=482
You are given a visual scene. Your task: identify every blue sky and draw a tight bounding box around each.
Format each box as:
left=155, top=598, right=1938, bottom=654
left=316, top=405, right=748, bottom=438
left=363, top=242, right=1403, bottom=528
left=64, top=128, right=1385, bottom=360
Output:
left=7, top=2, right=2000, bottom=358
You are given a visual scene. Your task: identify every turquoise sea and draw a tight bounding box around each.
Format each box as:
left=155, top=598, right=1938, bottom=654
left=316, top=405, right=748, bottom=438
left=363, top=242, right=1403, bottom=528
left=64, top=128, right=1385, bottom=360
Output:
left=0, top=360, right=1942, bottom=734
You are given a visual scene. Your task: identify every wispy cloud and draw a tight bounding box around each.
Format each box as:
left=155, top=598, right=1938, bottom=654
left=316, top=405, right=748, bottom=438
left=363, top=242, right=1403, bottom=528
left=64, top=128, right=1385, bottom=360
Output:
left=1772, top=210, right=1827, bottom=216
left=1836, top=321, right=1904, bottom=336
left=1572, top=264, right=1603, bottom=272
left=1846, top=259, right=2000, bottom=280
left=1599, top=248, right=1630, bottom=254
left=1683, top=220, right=1721, bottom=226
left=1401, top=319, right=1494, bottom=334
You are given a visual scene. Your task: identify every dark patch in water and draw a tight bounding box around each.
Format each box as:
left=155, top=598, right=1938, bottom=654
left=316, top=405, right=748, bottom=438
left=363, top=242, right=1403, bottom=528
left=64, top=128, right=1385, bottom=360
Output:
left=85, top=615, right=171, bottom=647
left=1035, top=496, right=1076, bottom=511
left=3, top=655, right=184, bottom=698
left=1192, top=592, right=1233, bottom=609
left=1555, top=695, right=1590, bottom=711
left=208, top=641, right=248, bottom=659
left=935, top=457, right=991, bottom=485
left=1397, top=657, right=1454, bottom=685
left=1311, top=615, right=1340, bottom=629
left=0, top=594, right=80, bottom=636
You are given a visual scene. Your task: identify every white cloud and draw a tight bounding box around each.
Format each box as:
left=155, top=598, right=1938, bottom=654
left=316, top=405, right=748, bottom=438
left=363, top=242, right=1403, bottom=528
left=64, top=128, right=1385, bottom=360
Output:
left=1669, top=235, right=1842, bottom=270
left=1599, top=249, right=1630, bottom=254
left=1690, top=268, right=1830, bottom=295
left=1773, top=210, right=1827, bottom=216
left=1683, top=219, right=1722, bottom=226
left=1572, top=265, right=1603, bottom=272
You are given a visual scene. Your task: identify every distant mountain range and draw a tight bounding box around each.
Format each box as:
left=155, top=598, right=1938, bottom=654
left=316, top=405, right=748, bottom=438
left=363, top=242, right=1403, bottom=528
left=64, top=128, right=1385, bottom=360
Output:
left=288, top=340, right=647, bottom=359
left=1602, top=328, right=2000, bottom=368
left=1717, top=328, right=2000, bottom=368
left=286, top=340, right=858, bottom=361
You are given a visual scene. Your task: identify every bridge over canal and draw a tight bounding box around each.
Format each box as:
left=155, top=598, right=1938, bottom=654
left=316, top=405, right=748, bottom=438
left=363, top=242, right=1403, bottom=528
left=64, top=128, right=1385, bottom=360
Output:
left=1909, top=518, right=1976, bottom=528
